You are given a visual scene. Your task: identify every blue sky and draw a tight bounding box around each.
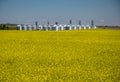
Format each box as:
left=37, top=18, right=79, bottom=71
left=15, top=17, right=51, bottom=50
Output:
left=0, top=0, right=120, bottom=26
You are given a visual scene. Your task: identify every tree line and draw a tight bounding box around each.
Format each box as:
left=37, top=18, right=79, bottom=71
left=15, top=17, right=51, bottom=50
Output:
left=0, top=24, right=17, bottom=30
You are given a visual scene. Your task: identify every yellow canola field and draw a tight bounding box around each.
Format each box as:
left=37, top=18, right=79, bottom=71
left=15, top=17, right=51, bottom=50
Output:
left=0, top=29, right=120, bottom=82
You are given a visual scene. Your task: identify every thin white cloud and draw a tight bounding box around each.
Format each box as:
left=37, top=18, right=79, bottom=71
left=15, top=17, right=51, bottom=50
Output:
left=100, top=19, right=105, bottom=22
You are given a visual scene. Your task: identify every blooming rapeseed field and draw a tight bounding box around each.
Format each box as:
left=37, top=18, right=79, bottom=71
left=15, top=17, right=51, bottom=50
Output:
left=0, top=29, right=120, bottom=82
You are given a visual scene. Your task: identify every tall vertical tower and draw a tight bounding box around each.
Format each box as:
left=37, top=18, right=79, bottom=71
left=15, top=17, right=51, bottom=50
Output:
left=69, top=20, right=72, bottom=25
left=35, top=21, right=38, bottom=30
left=78, top=20, right=81, bottom=25
left=55, top=22, right=58, bottom=25
left=91, top=20, right=94, bottom=28
left=47, top=21, right=50, bottom=25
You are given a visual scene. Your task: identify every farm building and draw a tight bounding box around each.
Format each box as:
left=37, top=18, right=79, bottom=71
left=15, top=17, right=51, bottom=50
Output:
left=17, top=24, right=96, bottom=31
left=16, top=20, right=96, bottom=30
